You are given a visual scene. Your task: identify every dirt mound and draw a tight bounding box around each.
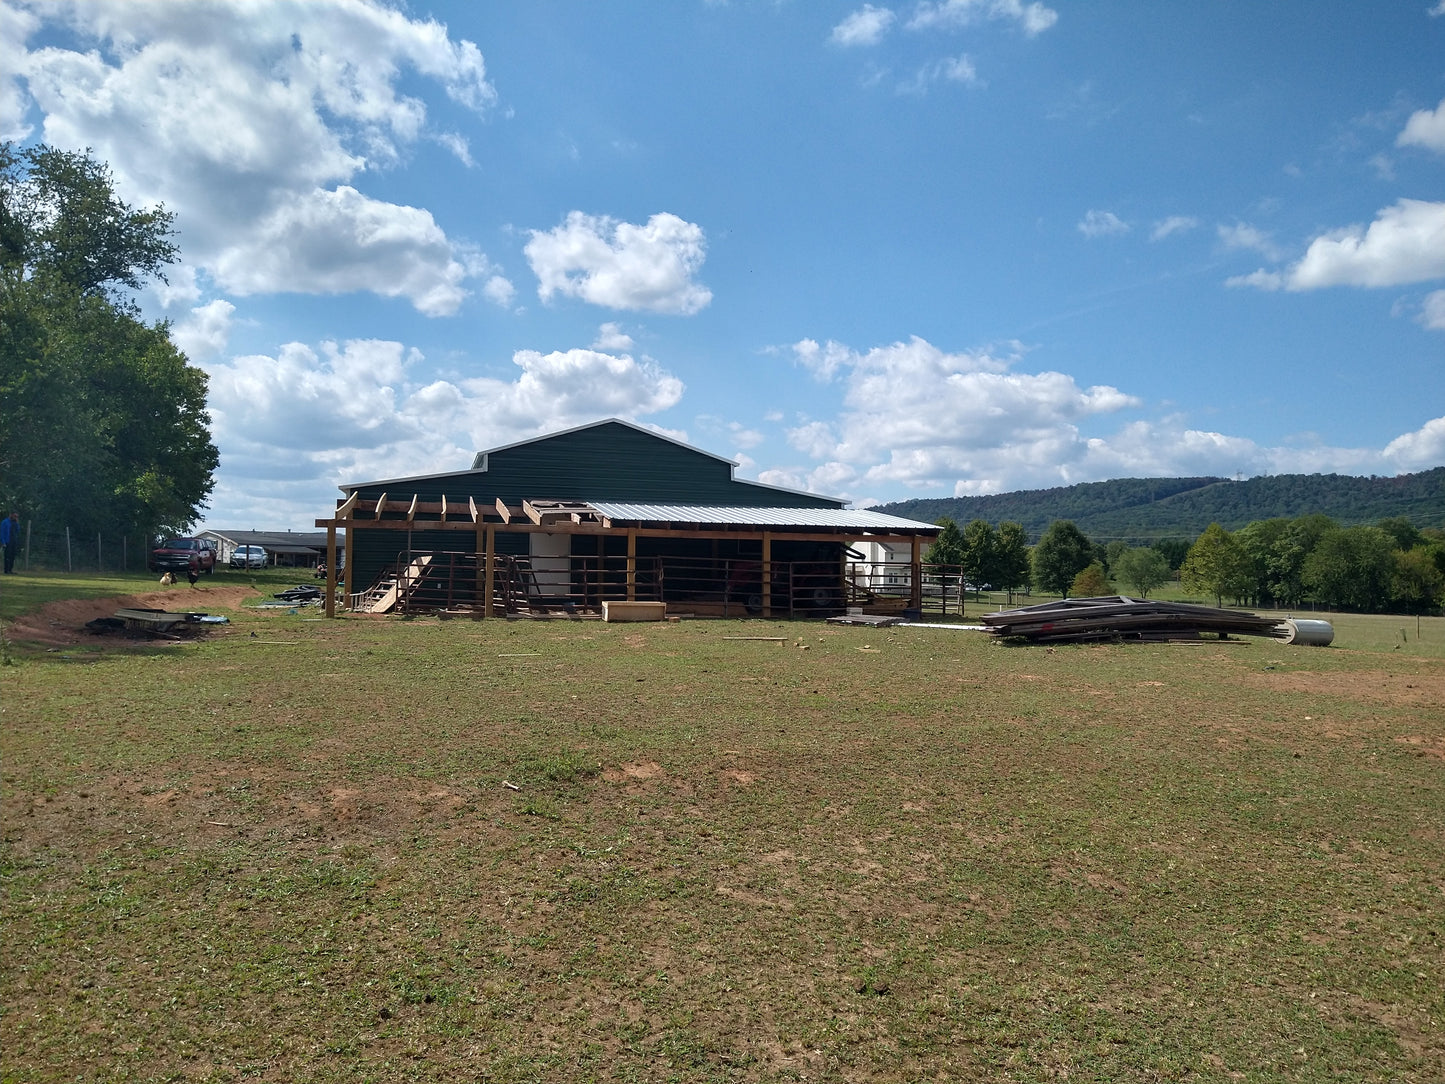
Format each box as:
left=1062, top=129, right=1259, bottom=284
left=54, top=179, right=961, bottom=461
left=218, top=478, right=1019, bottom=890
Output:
left=3, top=586, right=259, bottom=648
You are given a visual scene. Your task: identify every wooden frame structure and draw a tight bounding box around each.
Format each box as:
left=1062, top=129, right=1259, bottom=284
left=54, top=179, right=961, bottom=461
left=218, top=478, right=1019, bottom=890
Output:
left=314, top=495, right=936, bottom=619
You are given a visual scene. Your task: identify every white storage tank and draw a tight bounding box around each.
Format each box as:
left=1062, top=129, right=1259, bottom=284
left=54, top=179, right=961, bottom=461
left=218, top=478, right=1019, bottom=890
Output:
left=1279, top=618, right=1334, bottom=646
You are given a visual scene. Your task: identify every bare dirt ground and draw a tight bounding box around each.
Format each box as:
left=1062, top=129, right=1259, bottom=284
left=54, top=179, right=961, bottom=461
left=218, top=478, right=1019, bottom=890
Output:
left=3, top=586, right=258, bottom=648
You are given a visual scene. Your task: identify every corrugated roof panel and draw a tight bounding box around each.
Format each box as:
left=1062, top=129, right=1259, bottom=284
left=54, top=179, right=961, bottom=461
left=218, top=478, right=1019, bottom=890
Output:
left=588, top=502, right=938, bottom=531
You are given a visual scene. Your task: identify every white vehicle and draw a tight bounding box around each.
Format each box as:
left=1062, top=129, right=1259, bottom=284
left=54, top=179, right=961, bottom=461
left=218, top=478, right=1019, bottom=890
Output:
left=230, top=545, right=268, bottom=569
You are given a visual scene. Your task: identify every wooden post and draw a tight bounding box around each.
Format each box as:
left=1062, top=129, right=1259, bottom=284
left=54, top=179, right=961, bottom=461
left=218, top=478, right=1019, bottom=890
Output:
left=627, top=530, right=637, bottom=600
left=762, top=533, right=772, bottom=618
left=475, top=521, right=486, bottom=616
left=910, top=536, right=923, bottom=612
left=325, top=525, right=338, bottom=618
left=483, top=525, right=496, bottom=619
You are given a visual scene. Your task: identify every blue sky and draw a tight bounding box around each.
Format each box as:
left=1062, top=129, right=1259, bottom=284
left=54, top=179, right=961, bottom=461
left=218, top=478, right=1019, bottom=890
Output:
left=4, top=0, right=1444, bottom=529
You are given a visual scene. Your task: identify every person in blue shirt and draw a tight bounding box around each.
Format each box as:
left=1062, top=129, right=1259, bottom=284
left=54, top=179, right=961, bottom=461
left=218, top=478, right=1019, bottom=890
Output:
left=1, top=512, right=18, bottom=574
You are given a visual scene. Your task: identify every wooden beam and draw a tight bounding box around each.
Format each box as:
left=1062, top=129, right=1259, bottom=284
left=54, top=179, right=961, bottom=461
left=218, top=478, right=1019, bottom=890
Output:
left=762, top=532, right=772, bottom=618
left=910, top=535, right=922, bottom=611
left=335, top=491, right=359, bottom=520
left=439, top=495, right=448, bottom=523
left=406, top=494, right=419, bottom=523
left=372, top=492, right=388, bottom=519
left=309, top=517, right=936, bottom=546
left=494, top=498, right=513, bottom=523
left=627, top=530, right=637, bottom=601
left=469, top=496, right=481, bottom=523
left=484, top=525, right=496, bottom=620
left=325, top=524, right=338, bottom=617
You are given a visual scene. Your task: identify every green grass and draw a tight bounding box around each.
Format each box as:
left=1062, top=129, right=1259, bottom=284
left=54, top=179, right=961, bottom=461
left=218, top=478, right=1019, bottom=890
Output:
left=2, top=576, right=1443, bottom=1081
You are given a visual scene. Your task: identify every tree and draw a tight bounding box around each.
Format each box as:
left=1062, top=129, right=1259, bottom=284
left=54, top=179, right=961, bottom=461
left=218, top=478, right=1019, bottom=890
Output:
left=1266, top=514, right=1336, bottom=608
left=1303, top=526, right=1396, bottom=611
left=1180, top=523, right=1249, bottom=606
left=926, top=517, right=965, bottom=566
left=1377, top=515, right=1423, bottom=552
left=1152, top=538, right=1191, bottom=571
left=994, top=521, right=1032, bottom=601
left=0, top=143, right=216, bottom=537
left=1031, top=520, right=1095, bottom=595
left=1392, top=547, right=1444, bottom=614
left=959, top=519, right=998, bottom=595
left=1114, top=546, right=1170, bottom=598
left=1070, top=561, right=1109, bottom=597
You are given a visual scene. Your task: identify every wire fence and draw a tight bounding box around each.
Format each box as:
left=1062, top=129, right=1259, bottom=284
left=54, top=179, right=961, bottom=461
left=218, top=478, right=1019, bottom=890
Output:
left=4, top=522, right=159, bottom=574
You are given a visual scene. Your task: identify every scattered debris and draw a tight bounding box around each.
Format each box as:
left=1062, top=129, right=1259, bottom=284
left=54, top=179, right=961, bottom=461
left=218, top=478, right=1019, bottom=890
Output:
left=85, top=608, right=229, bottom=641
left=827, top=613, right=904, bottom=626
left=981, top=596, right=1289, bottom=645
left=273, top=585, right=323, bottom=603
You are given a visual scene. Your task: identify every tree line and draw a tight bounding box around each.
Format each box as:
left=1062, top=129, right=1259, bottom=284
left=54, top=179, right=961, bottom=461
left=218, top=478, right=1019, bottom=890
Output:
left=1, top=144, right=217, bottom=541
left=927, top=514, right=1445, bottom=615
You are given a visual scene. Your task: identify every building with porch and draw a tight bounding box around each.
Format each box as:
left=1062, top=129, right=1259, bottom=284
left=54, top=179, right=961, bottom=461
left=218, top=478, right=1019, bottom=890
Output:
left=314, top=419, right=937, bottom=618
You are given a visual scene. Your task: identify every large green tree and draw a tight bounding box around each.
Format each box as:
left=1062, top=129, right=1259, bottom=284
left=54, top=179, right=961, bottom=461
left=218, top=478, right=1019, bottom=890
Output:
left=926, top=517, right=965, bottom=566
left=1114, top=545, right=1170, bottom=598
left=1302, top=526, right=1396, bottom=612
left=1031, top=520, right=1095, bottom=595
left=0, top=143, right=217, bottom=537
left=994, top=521, right=1032, bottom=601
left=959, top=518, right=998, bottom=595
left=1180, top=523, right=1250, bottom=606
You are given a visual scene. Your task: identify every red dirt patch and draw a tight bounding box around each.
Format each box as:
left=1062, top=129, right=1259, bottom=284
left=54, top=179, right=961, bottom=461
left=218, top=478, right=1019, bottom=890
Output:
left=4, top=586, right=259, bottom=648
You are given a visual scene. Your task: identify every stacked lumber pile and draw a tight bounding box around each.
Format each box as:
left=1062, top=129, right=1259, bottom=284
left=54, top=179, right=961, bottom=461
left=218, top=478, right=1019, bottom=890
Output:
left=981, top=595, right=1286, bottom=644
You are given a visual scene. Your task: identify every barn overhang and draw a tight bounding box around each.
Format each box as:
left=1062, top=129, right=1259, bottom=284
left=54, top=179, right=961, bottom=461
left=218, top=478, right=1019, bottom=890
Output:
left=314, top=495, right=939, bottom=617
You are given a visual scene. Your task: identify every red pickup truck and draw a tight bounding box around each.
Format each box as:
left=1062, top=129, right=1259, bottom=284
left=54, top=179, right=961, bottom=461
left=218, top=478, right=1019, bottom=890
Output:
left=149, top=537, right=216, bottom=575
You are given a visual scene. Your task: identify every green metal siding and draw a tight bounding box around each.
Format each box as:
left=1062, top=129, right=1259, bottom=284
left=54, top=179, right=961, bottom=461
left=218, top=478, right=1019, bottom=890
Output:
left=350, top=422, right=840, bottom=509
left=341, top=421, right=843, bottom=592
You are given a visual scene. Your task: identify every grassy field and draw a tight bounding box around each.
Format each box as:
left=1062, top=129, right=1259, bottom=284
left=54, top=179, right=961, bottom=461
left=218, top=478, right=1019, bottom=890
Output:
left=2, top=572, right=1443, bottom=1082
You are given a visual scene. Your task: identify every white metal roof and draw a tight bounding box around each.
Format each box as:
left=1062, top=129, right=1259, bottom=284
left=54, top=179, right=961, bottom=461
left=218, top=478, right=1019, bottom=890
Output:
left=587, top=502, right=938, bottom=532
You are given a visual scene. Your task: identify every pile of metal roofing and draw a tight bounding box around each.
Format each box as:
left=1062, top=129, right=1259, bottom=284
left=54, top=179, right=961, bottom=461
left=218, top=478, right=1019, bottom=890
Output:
left=980, top=595, right=1286, bottom=644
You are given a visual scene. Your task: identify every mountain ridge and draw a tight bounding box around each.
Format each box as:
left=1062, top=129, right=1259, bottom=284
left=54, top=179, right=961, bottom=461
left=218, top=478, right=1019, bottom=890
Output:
left=871, top=467, right=1445, bottom=542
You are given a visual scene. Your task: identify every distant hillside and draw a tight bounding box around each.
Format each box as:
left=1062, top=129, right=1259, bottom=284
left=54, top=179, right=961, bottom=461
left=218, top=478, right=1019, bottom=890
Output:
left=874, top=467, right=1445, bottom=542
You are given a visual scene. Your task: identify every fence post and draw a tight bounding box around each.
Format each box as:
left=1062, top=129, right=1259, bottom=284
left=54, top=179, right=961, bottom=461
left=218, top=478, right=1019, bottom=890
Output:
left=97, top=532, right=102, bottom=572
left=66, top=526, right=72, bottom=572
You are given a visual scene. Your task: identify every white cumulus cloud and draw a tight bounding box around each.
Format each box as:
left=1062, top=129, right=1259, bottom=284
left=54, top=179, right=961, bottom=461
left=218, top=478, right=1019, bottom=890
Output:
left=1078, top=210, right=1129, bottom=238
left=1384, top=416, right=1445, bottom=470
left=170, top=299, right=236, bottom=362
left=7, top=0, right=501, bottom=315
left=199, top=336, right=684, bottom=526
left=1285, top=199, right=1445, bottom=290
left=1150, top=215, right=1199, bottom=241
left=831, top=5, right=896, bottom=46
left=1399, top=97, right=1445, bottom=153
left=525, top=211, right=713, bottom=315
left=1217, top=222, right=1280, bottom=260
left=210, top=186, right=476, bottom=317
left=1228, top=200, right=1445, bottom=292
left=1421, top=289, right=1445, bottom=330
left=908, top=0, right=1059, bottom=36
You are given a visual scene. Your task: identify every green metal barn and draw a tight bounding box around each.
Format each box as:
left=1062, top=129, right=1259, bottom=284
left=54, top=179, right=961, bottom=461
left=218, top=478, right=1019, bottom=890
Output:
left=315, top=419, right=938, bottom=619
